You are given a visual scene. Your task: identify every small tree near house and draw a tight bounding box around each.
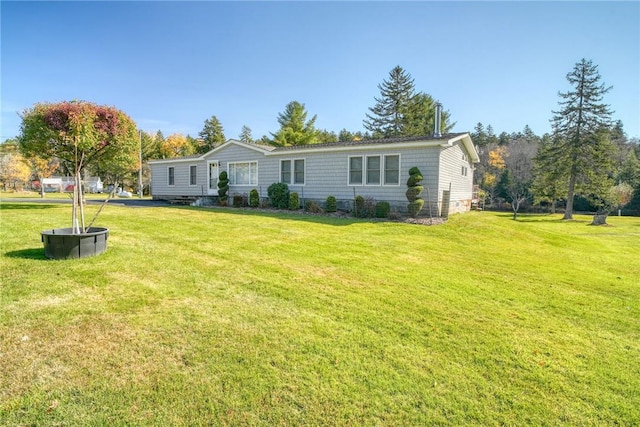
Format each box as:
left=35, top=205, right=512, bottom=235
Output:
left=218, top=170, right=229, bottom=205
left=406, top=167, right=425, bottom=217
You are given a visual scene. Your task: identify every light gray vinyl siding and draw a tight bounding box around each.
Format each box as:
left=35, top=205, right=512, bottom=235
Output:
left=203, top=144, right=276, bottom=197
left=149, top=136, right=477, bottom=214
left=438, top=141, right=474, bottom=213
left=150, top=160, right=208, bottom=196
left=279, top=146, right=440, bottom=208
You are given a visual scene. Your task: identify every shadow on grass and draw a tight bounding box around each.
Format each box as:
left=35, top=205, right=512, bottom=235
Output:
left=495, top=213, right=591, bottom=224
left=5, top=248, right=47, bottom=260
left=0, top=203, right=60, bottom=210
left=171, top=205, right=380, bottom=227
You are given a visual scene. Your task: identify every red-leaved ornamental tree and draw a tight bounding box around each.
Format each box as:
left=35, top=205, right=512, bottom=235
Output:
left=19, top=101, right=138, bottom=234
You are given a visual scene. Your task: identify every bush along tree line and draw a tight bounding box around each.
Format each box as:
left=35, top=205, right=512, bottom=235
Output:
left=471, top=59, right=639, bottom=222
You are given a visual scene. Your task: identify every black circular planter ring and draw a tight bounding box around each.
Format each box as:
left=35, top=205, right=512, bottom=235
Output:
left=41, top=227, right=109, bottom=259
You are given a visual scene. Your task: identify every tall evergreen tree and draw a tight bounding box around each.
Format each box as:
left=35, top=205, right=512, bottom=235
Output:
left=363, top=66, right=417, bottom=138
left=198, top=115, right=226, bottom=153
left=239, top=125, right=253, bottom=143
left=403, top=93, right=454, bottom=136
left=546, top=58, right=615, bottom=220
left=270, top=101, right=319, bottom=146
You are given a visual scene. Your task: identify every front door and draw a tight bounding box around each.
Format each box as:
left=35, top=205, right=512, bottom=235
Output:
left=208, top=161, right=219, bottom=195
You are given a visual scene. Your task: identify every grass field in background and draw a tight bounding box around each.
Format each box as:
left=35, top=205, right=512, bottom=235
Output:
left=1, top=202, right=638, bottom=425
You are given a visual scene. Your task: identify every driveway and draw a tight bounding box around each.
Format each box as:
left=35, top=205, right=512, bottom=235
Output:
left=0, top=197, right=172, bottom=208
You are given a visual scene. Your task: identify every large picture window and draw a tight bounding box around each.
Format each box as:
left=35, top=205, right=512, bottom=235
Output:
left=280, top=159, right=305, bottom=185
left=189, top=165, right=197, bottom=186
left=168, top=167, right=175, bottom=186
left=384, top=155, right=400, bottom=185
left=228, top=161, right=258, bottom=185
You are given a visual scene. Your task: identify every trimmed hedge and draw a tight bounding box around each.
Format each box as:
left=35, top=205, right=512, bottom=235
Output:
left=325, top=195, right=337, bottom=213
left=289, top=192, right=300, bottom=210
left=267, top=183, right=289, bottom=209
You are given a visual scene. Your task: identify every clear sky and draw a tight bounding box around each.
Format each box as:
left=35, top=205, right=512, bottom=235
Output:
left=2, top=1, right=639, bottom=143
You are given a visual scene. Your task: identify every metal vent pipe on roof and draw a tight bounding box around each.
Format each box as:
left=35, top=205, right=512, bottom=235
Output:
left=434, top=102, right=442, bottom=137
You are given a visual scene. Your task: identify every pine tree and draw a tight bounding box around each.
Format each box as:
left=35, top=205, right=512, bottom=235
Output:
left=199, top=115, right=226, bottom=153
left=548, top=58, right=615, bottom=220
left=403, top=93, right=454, bottom=136
left=363, top=66, right=417, bottom=138
left=270, top=101, right=319, bottom=146
left=239, top=125, right=253, bottom=143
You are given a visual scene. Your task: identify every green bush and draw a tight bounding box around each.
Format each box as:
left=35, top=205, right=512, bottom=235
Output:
left=249, top=189, right=259, bottom=207
left=408, top=166, right=422, bottom=176
left=354, top=196, right=376, bottom=218
left=325, top=195, right=337, bottom=213
left=289, top=192, right=300, bottom=210
left=407, top=174, right=423, bottom=187
left=408, top=199, right=425, bottom=217
left=218, top=171, right=229, bottom=205
left=406, top=166, right=424, bottom=217
left=267, top=182, right=290, bottom=209
left=405, top=185, right=424, bottom=202
left=375, top=201, right=391, bottom=218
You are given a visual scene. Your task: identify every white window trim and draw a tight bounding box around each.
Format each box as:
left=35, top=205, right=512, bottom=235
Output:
left=280, top=158, right=306, bottom=185
left=383, top=154, right=401, bottom=186
left=189, top=164, right=197, bottom=186
left=366, top=155, right=382, bottom=186
left=348, top=155, right=364, bottom=186
left=168, top=166, right=175, bottom=187
left=227, top=161, right=258, bottom=186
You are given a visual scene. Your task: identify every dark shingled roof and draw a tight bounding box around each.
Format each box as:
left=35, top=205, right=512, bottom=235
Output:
left=272, top=133, right=468, bottom=151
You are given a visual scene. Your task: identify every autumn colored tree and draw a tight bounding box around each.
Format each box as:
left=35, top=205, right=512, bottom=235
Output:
left=0, top=152, right=31, bottom=191
left=18, top=100, right=138, bottom=233
left=160, top=133, right=193, bottom=158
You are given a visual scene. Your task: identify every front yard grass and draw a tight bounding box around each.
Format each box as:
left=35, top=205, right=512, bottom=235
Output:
left=1, top=202, right=638, bottom=425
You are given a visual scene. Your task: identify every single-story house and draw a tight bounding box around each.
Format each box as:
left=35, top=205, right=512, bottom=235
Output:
left=148, top=132, right=479, bottom=216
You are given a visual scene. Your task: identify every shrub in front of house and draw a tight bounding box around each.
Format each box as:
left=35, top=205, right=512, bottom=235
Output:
left=233, top=193, right=244, bottom=207
left=218, top=171, right=229, bottom=206
left=375, top=201, right=391, bottom=218
left=268, top=182, right=289, bottom=209
left=289, top=192, right=300, bottom=210
left=305, top=200, right=323, bottom=214
left=325, top=195, right=337, bottom=213
left=249, top=189, right=259, bottom=207
left=354, top=195, right=377, bottom=218
left=406, top=167, right=424, bottom=218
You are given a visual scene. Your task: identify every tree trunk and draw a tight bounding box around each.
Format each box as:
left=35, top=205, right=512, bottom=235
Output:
left=563, top=171, right=576, bottom=220
left=591, top=212, right=608, bottom=225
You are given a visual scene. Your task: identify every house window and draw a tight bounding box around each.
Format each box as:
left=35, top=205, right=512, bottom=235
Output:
left=349, top=156, right=363, bottom=185
left=461, top=166, right=468, bottom=176
left=366, top=156, right=381, bottom=185
left=294, top=159, right=305, bottom=184
left=168, top=167, right=175, bottom=186
left=281, top=160, right=291, bottom=183
left=189, top=165, right=197, bottom=186
left=384, top=155, right=400, bottom=185
left=228, top=161, right=258, bottom=185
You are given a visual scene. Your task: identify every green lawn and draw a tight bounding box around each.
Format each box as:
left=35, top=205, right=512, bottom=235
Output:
left=1, top=202, right=638, bottom=426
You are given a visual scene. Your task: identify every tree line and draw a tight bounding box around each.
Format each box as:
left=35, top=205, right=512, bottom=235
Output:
left=471, top=59, right=639, bottom=220
left=2, top=61, right=638, bottom=221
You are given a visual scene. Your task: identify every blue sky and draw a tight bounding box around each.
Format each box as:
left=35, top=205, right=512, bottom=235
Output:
left=2, top=1, right=639, bottom=142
